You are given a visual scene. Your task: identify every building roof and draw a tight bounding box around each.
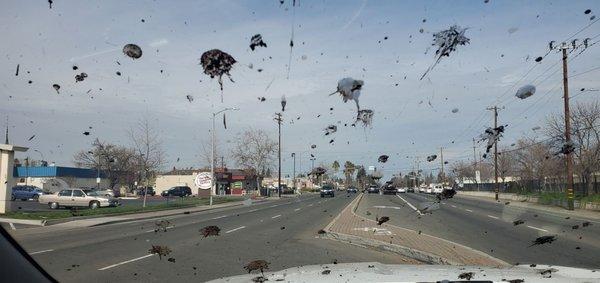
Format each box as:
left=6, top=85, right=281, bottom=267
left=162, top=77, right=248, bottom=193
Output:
left=14, top=166, right=105, bottom=178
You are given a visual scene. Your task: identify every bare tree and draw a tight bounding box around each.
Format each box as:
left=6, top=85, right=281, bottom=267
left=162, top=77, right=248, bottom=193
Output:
left=231, top=128, right=277, bottom=193
left=73, top=139, right=137, bottom=189
left=199, top=138, right=225, bottom=169
left=129, top=117, right=166, bottom=187
left=450, top=160, right=476, bottom=184
left=547, top=101, right=600, bottom=195
left=512, top=137, right=562, bottom=193
left=487, top=147, right=516, bottom=183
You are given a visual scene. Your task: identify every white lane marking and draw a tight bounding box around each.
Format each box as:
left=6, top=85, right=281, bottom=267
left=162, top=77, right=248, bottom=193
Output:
left=248, top=209, right=258, bottom=212
left=465, top=209, right=473, bottom=212
left=271, top=214, right=281, bottom=219
left=396, top=195, right=423, bottom=216
left=487, top=215, right=499, bottom=220
left=30, top=249, right=54, bottom=255
left=308, top=204, right=314, bottom=207
left=225, top=226, right=246, bottom=234
left=294, top=208, right=301, bottom=211
left=451, top=205, right=457, bottom=208
left=211, top=215, right=228, bottom=220
left=270, top=204, right=279, bottom=208
left=9, top=223, right=16, bottom=230
left=145, top=226, right=174, bottom=233
left=98, top=254, right=154, bottom=271
left=527, top=225, right=549, bottom=232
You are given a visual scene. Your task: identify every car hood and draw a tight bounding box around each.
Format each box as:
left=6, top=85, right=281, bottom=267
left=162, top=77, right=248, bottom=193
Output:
left=207, top=263, right=600, bottom=283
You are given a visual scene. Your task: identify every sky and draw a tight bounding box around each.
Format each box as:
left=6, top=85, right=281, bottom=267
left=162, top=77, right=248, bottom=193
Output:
left=1, top=0, right=600, bottom=179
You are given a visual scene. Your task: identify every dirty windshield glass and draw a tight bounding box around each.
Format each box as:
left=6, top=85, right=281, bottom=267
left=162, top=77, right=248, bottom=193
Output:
left=1, top=1, right=600, bottom=282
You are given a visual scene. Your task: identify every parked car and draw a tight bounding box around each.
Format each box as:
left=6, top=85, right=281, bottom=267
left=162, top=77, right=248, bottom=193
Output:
left=347, top=186, right=358, bottom=193
left=11, top=185, right=44, bottom=201
left=161, top=186, right=192, bottom=197
left=92, top=189, right=115, bottom=197
left=397, top=187, right=407, bottom=193
left=38, top=188, right=118, bottom=209
left=407, top=187, right=415, bottom=193
left=320, top=184, right=335, bottom=197
left=366, top=186, right=380, bottom=194
left=382, top=185, right=398, bottom=195
left=137, top=186, right=156, bottom=196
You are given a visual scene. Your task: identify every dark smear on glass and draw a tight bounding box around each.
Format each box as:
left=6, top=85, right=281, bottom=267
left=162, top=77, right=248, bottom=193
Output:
left=258, top=96, right=266, bottom=102
left=52, top=84, right=60, bottom=94
left=322, top=269, right=331, bottom=275
left=250, top=34, right=267, bottom=51
left=116, top=71, right=121, bottom=76
left=167, top=257, right=176, bottom=263
left=535, top=56, right=543, bottom=62
left=123, top=44, right=143, bottom=59
left=83, top=131, right=90, bottom=136
left=585, top=9, right=592, bottom=14
left=378, top=155, right=389, bottom=163
left=356, top=109, right=374, bottom=127
left=515, top=85, right=535, bottom=99
left=376, top=216, right=389, bottom=225
left=426, top=155, right=437, bottom=162
left=244, top=260, right=270, bottom=275
left=582, top=221, right=591, bottom=227
left=48, top=0, right=53, bottom=9
left=200, top=49, right=236, bottom=93
left=148, top=245, right=171, bottom=260
left=479, top=126, right=505, bottom=158
left=15, top=64, right=19, bottom=76
left=281, top=95, right=287, bottom=112
left=513, top=219, right=524, bottom=226
left=75, top=72, right=88, bottom=82
left=458, top=272, right=474, bottom=280
left=186, top=95, right=194, bottom=103
left=421, top=25, right=470, bottom=80
left=155, top=220, right=170, bottom=232
left=200, top=225, right=221, bottom=237
left=28, top=135, right=36, bottom=141
left=529, top=235, right=556, bottom=247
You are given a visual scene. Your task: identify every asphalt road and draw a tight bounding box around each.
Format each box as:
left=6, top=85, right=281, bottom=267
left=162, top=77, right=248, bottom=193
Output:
left=9, top=196, right=181, bottom=212
left=356, top=192, right=600, bottom=268
left=8, top=193, right=416, bottom=282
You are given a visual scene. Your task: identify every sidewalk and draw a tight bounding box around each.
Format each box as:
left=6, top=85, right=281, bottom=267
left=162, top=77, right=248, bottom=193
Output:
left=458, top=191, right=600, bottom=221
left=323, top=194, right=507, bottom=266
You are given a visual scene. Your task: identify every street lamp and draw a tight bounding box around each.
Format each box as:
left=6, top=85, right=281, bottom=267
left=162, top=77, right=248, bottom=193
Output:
left=211, top=107, right=239, bottom=205
left=33, top=149, right=44, bottom=164
left=291, top=153, right=296, bottom=194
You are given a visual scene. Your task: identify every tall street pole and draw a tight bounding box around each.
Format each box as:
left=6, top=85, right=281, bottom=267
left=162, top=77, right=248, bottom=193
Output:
left=275, top=113, right=283, bottom=198
left=211, top=107, right=239, bottom=205
left=291, top=153, right=296, bottom=193
left=487, top=106, right=499, bottom=200
left=440, top=147, right=444, bottom=185
left=562, top=44, right=575, bottom=210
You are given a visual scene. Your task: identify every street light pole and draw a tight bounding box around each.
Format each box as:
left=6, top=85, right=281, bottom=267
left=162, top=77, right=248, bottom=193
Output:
left=274, top=113, right=283, bottom=198
left=291, top=153, right=296, bottom=193
left=211, top=107, right=239, bottom=205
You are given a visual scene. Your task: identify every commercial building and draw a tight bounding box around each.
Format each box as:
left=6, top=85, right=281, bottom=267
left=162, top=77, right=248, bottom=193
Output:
left=154, top=167, right=260, bottom=197
left=13, top=165, right=109, bottom=192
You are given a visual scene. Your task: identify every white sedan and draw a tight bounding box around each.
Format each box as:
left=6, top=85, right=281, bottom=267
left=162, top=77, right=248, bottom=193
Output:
left=397, top=187, right=407, bottom=193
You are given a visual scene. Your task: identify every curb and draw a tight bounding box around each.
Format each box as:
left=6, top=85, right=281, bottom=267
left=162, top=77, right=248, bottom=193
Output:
left=322, top=193, right=508, bottom=267
left=0, top=218, right=47, bottom=226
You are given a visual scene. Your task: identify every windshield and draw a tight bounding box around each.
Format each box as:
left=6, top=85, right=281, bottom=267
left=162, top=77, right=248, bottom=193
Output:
left=2, top=1, right=600, bottom=282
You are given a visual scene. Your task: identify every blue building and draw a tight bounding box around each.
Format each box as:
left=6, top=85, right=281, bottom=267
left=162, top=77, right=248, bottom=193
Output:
left=14, top=166, right=108, bottom=192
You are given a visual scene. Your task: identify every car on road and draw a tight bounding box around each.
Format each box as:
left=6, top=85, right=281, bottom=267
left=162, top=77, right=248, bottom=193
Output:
left=11, top=185, right=44, bottom=201
left=38, top=188, right=119, bottom=209
left=425, top=185, right=433, bottom=194
left=320, top=184, right=335, bottom=197
left=161, top=186, right=192, bottom=197
left=382, top=185, right=398, bottom=195
left=366, top=186, right=380, bottom=194
left=397, top=187, right=407, bottom=193
left=347, top=186, right=358, bottom=193
left=407, top=187, right=415, bottom=193
left=136, top=186, right=156, bottom=196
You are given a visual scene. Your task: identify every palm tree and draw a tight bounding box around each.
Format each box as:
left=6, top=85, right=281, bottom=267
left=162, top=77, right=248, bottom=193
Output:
left=343, top=161, right=356, bottom=186
left=332, top=160, right=340, bottom=177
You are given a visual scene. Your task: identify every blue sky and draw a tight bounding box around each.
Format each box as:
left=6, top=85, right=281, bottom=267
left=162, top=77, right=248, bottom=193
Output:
left=1, top=0, right=600, bottom=179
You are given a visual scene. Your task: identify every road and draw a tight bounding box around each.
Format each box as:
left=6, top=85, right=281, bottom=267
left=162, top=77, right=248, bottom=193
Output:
left=356, top=192, right=600, bottom=268
left=8, top=193, right=416, bottom=282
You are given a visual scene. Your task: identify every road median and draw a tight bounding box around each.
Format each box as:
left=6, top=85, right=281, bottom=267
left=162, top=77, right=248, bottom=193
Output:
left=322, top=193, right=508, bottom=266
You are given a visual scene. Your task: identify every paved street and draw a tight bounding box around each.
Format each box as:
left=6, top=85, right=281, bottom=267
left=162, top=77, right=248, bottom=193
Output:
left=9, top=196, right=184, bottom=212
left=356, top=192, right=600, bottom=268
left=8, top=193, right=416, bottom=282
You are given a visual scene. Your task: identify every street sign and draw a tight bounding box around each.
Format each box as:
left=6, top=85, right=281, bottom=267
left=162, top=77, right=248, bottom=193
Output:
left=96, top=177, right=101, bottom=184
left=195, top=172, right=212, bottom=189
left=475, top=170, right=481, bottom=183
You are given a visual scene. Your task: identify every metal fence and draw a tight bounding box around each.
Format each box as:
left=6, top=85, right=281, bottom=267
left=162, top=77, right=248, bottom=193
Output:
left=462, top=179, right=599, bottom=196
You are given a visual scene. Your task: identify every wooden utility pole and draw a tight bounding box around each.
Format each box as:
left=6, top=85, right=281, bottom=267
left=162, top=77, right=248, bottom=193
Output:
left=274, top=113, right=283, bottom=198
left=561, top=44, right=575, bottom=210
left=487, top=106, right=499, bottom=200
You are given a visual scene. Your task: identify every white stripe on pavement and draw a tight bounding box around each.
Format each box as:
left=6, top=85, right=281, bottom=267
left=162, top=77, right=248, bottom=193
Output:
left=487, top=215, right=499, bottom=219
left=248, top=209, right=258, bottom=212
left=451, top=205, right=457, bottom=208
left=527, top=225, right=549, bottom=232
left=271, top=214, right=281, bottom=219
left=29, top=249, right=54, bottom=255
left=225, top=226, right=246, bottom=234
left=211, top=215, right=228, bottom=220
left=308, top=204, right=313, bottom=207
left=465, top=209, right=473, bottom=212
left=294, top=208, right=301, bottom=211
left=9, top=223, right=16, bottom=230
left=98, top=254, right=154, bottom=271
left=396, top=195, right=424, bottom=216
left=270, top=205, right=279, bottom=208
left=145, top=226, right=174, bottom=233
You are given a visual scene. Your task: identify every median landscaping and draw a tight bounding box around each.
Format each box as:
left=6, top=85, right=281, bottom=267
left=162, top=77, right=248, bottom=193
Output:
left=1, top=196, right=243, bottom=220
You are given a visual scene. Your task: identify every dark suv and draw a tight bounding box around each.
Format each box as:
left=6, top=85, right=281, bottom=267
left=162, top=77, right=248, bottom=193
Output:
left=161, top=186, right=192, bottom=197
left=320, top=184, right=335, bottom=198
left=137, top=186, right=156, bottom=196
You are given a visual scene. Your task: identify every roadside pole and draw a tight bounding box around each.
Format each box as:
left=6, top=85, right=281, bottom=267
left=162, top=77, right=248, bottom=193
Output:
left=487, top=106, right=499, bottom=200
left=561, top=43, right=575, bottom=210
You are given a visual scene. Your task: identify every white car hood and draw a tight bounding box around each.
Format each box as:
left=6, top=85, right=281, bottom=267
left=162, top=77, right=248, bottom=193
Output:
left=208, top=262, right=600, bottom=282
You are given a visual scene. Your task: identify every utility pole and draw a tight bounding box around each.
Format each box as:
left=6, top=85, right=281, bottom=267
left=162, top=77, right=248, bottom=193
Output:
left=561, top=42, right=575, bottom=210
left=472, top=138, right=479, bottom=191
left=274, top=112, right=283, bottom=198
left=487, top=106, right=499, bottom=200
left=211, top=107, right=239, bottom=204
left=291, top=153, right=296, bottom=193
left=440, top=147, right=444, bottom=185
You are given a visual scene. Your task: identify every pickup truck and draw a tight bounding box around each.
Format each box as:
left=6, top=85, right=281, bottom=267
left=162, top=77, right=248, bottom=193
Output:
left=38, top=188, right=119, bottom=209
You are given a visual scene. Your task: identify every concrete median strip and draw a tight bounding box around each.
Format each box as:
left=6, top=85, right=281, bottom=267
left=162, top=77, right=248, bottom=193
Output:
left=322, top=193, right=508, bottom=267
